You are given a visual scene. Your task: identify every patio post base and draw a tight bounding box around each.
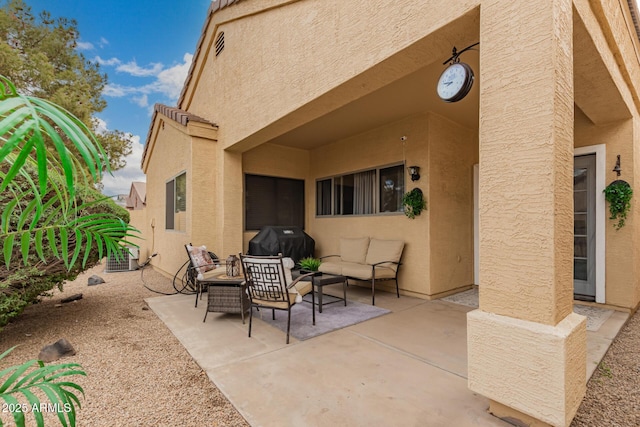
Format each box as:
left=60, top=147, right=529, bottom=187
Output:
left=489, top=400, right=553, bottom=427
left=467, top=309, right=586, bottom=427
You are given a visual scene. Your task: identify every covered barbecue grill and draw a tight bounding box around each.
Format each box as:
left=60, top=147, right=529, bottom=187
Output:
left=248, top=226, right=315, bottom=263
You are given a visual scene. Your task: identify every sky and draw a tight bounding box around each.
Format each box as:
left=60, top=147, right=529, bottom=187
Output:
left=24, top=0, right=211, bottom=196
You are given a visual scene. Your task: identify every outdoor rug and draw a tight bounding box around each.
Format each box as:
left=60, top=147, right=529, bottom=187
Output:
left=253, top=298, right=390, bottom=341
left=441, top=287, right=614, bottom=332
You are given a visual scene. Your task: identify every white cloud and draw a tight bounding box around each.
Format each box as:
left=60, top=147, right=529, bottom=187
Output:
left=116, top=60, right=164, bottom=77
left=94, top=56, right=122, bottom=66
left=133, top=94, right=149, bottom=108
left=103, top=83, right=128, bottom=97
left=101, top=53, right=193, bottom=105
left=151, top=53, right=193, bottom=99
left=76, top=41, right=94, bottom=50
left=101, top=131, right=146, bottom=197
left=99, top=37, right=109, bottom=48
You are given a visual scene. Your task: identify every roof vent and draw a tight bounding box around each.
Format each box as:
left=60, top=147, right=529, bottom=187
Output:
left=215, top=32, right=224, bottom=56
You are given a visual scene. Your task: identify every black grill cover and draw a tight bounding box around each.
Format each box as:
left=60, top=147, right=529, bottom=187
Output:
left=248, top=226, right=315, bottom=263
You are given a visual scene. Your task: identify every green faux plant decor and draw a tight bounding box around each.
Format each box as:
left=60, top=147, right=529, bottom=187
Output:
left=402, top=188, right=426, bottom=219
left=0, top=346, right=86, bottom=427
left=298, top=257, right=321, bottom=272
left=603, top=180, right=633, bottom=230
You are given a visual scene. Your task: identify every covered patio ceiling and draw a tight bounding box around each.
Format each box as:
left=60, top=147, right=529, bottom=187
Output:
left=265, top=5, right=633, bottom=152
left=267, top=48, right=480, bottom=150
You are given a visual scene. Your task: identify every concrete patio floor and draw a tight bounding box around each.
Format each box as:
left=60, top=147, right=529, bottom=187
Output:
left=146, top=285, right=628, bottom=427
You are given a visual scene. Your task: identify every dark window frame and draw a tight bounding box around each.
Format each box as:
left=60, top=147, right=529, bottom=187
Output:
left=316, top=163, right=405, bottom=217
left=166, top=171, right=186, bottom=231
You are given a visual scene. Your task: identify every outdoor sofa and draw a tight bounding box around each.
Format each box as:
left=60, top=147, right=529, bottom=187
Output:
left=318, top=237, right=404, bottom=305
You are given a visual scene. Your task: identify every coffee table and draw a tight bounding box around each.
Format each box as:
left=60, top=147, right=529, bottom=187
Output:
left=295, top=272, right=347, bottom=313
left=201, top=275, right=250, bottom=324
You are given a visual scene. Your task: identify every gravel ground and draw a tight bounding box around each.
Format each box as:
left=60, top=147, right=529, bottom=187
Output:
left=572, top=309, right=640, bottom=427
left=1, top=262, right=638, bottom=426
left=0, top=263, right=248, bottom=427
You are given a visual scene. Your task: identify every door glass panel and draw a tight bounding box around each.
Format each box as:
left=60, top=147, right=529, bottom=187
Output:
left=574, top=191, right=587, bottom=213
left=574, top=259, right=588, bottom=281
left=574, top=214, right=587, bottom=235
left=574, top=237, right=587, bottom=258
left=574, top=168, right=587, bottom=190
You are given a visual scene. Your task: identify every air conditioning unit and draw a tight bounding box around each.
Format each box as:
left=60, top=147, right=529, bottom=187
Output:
left=128, top=247, right=140, bottom=271
left=105, top=247, right=139, bottom=272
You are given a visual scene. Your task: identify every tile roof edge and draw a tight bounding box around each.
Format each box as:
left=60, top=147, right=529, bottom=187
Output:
left=628, top=0, right=640, bottom=42
left=140, top=104, right=216, bottom=170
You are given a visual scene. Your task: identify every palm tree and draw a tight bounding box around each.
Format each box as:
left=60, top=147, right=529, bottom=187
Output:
left=0, top=75, right=138, bottom=268
left=0, top=75, right=139, bottom=426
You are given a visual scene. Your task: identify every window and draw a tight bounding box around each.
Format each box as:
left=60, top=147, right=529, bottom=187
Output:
left=379, top=165, right=404, bottom=213
left=245, top=174, right=305, bottom=230
left=316, top=164, right=404, bottom=216
left=166, top=172, right=186, bottom=231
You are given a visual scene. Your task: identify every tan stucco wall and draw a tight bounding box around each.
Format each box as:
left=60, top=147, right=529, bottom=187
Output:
left=428, top=114, right=477, bottom=295
left=478, top=0, right=575, bottom=326
left=144, top=118, right=192, bottom=277
left=185, top=0, right=480, bottom=151
left=575, top=109, right=639, bottom=309
left=468, top=310, right=586, bottom=427
left=308, top=115, right=429, bottom=296
left=142, top=116, right=220, bottom=278
left=128, top=209, right=149, bottom=261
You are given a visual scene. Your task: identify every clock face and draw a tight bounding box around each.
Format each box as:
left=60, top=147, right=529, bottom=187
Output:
left=436, top=62, right=474, bottom=102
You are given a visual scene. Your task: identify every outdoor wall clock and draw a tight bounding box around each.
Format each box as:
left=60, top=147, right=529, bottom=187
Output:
left=437, top=43, right=479, bottom=103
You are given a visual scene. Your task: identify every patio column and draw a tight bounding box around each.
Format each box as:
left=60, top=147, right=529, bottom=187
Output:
left=217, top=149, right=244, bottom=258
left=468, top=0, right=586, bottom=426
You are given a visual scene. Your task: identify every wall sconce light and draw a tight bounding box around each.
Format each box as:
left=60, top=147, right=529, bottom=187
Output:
left=613, top=155, right=621, bottom=176
left=408, top=166, right=421, bottom=182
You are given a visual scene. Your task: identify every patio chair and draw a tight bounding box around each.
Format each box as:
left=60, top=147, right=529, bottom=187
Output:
left=185, top=244, right=226, bottom=307
left=240, top=254, right=316, bottom=344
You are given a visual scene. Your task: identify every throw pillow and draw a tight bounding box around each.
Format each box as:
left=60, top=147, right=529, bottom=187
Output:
left=187, top=244, right=215, bottom=274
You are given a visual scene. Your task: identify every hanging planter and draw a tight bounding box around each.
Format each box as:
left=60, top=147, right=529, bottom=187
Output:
left=402, top=188, right=426, bottom=219
left=603, top=180, right=633, bottom=230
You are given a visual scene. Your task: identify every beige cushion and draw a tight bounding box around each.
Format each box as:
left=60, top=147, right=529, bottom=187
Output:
left=341, top=263, right=397, bottom=280
left=318, top=261, right=343, bottom=275
left=365, top=239, right=404, bottom=271
left=198, top=266, right=226, bottom=281
left=293, top=280, right=312, bottom=296
left=339, top=237, right=370, bottom=264
left=341, top=263, right=373, bottom=280
left=251, top=293, right=298, bottom=309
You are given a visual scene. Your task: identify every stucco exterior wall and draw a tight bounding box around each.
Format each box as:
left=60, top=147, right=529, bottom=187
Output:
left=185, top=0, right=480, bottom=150
left=144, top=114, right=222, bottom=277
left=308, top=115, right=427, bottom=297
left=128, top=209, right=148, bottom=261
left=575, top=110, right=638, bottom=309
left=428, top=114, right=477, bottom=295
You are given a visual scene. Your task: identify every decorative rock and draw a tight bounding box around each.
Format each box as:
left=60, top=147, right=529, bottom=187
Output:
left=88, top=275, right=105, bottom=286
left=61, top=293, right=83, bottom=303
left=38, top=338, right=76, bottom=362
